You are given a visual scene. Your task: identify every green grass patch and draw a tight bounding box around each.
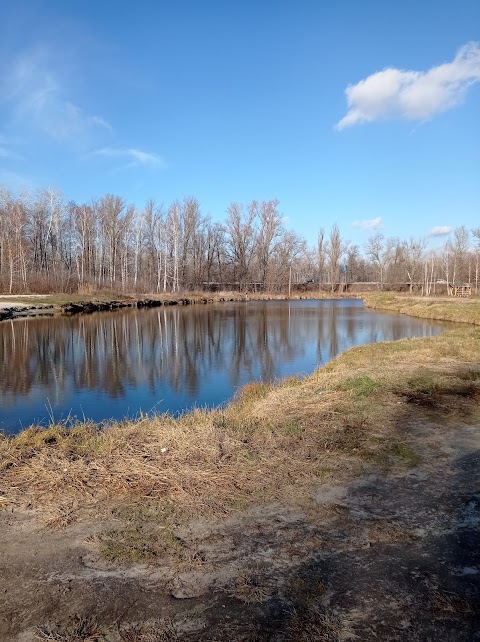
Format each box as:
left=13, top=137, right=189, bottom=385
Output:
left=388, top=442, right=422, bottom=467
left=225, top=496, right=250, bottom=511
left=340, top=374, right=382, bottom=398
left=281, top=420, right=305, bottom=437
left=395, top=370, right=480, bottom=406
left=362, top=439, right=421, bottom=468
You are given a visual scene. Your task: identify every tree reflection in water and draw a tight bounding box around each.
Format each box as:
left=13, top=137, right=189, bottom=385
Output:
left=0, top=300, right=443, bottom=431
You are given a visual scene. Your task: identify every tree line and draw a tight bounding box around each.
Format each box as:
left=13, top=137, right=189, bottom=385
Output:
left=0, top=186, right=478, bottom=295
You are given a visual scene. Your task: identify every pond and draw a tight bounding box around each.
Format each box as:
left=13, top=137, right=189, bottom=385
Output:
left=0, top=299, right=445, bottom=433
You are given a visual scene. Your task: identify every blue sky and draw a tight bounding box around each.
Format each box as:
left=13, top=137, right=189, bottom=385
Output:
left=0, top=0, right=479, bottom=248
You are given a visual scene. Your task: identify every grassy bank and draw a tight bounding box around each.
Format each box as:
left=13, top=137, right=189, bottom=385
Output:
left=364, top=293, right=480, bottom=325
left=1, top=313, right=480, bottom=532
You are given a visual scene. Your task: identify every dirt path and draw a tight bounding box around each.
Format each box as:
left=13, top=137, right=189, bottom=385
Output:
left=1, top=420, right=479, bottom=641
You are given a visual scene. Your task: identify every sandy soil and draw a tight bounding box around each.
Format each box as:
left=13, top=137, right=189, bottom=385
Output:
left=1, top=420, right=479, bottom=641
left=0, top=301, right=30, bottom=310
left=0, top=295, right=52, bottom=314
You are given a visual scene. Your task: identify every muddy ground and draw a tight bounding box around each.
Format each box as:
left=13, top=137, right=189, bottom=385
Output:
left=1, top=419, right=479, bottom=642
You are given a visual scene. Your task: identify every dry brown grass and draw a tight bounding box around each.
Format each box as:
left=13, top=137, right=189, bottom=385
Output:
left=117, top=620, right=179, bottom=642
left=229, top=565, right=272, bottom=603
left=364, top=293, right=480, bottom=325
left=35, top=617, right=102, bottom=641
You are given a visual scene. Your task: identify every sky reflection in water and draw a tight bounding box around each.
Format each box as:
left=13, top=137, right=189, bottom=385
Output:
left=0, top=299, right=444, bottom=433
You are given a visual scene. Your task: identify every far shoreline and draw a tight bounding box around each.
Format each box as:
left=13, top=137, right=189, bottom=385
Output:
left=0, top=290, right=362, bottom=322
left=1, top=289, right=477, bottom=323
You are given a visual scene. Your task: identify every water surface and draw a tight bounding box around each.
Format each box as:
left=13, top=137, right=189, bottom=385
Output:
left=0, top=299, right=445, bottom=433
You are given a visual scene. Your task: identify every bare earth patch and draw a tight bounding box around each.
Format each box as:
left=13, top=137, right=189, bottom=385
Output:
left=1, top=421, right=480, bottom=641
left=0, top=300, right=32, bottom=309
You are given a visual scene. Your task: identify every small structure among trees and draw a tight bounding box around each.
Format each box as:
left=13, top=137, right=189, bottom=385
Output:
left=453, top=284, right=472, bottom=298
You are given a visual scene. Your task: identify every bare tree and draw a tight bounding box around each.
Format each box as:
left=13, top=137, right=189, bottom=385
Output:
left=271, top=230, right=306, bottom=293
left=327, top=224, right=346, bottom=293
left=450, top=225, right=470, bottom=286
left=365, top=233, right=394, bottom=291
left=72, top=202, right=97, bottom=289
left=346, top=245, right=363, bottom=283
left=180, top=197, right=207, bottom=290
left=256, top=199, right=283, bottom=290
left=0, top=189, right=30, bottom=292
left=204, top=222, right=225, bottom=288
left=423, top=251, right=436, bottom=297
left=131, top=207, right=144, bottom=290
left=317, top=228, right=326, bottom=292
left=142, top=199, right=164, bottom=292
left=166, top=202, right=181, bottom=292
left=403, top=237, right=426, bottom=293
left=97, top=195, right=120, bottom=287
left=472, top=228, right=480, bottom=293
left=224, top=202, right=257, bottom=290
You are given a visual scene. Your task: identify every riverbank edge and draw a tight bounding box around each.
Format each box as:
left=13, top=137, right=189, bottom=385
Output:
left=0, top=290, right=359, bottom=322
left=364, top=293, right=480, bottom=325
left=1, top=291, right=478, bottom=323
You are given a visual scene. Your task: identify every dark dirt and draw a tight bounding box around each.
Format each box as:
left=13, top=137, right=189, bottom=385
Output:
left=1, top=422, right=480, bottom=641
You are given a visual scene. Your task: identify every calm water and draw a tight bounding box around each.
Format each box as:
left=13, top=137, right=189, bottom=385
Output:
left=0, top=299, right=445, bottom=433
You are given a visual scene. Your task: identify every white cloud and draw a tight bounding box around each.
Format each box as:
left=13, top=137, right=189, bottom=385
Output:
left=43, top=102, right=113, bottom=142
left=2, top=47, right=111, bottom=144
left=428, top=225, right=452, bottom=237
left=92, top=147, right=166, bottom=170
left=352, top=216, right=382, bottom=230
left=337, top=42, right=480, bottom=129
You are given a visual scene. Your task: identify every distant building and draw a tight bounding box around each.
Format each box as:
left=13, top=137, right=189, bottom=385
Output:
left=453, top=284, right=472, bottom=297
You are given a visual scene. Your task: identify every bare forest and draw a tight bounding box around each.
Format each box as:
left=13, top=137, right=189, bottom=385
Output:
left=0, top=186, right=478, bottom=295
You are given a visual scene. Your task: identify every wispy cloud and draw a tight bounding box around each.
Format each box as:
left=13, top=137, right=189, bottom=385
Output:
left=87, top=115, right=113, bottom=131
left=352, top=216, right=382, bottom=230
left=337, top=42, right=480, bottom=130
left=2, top=47, right=111, bottom=145
left=0, top=144, right=22, bottom=161
left=0, top=147, right=21, bottom=160
left=0, top=135, right=23, bottom=161
left=92, top=147, right=166, bottom=170
left=428, top=225, right=452, bottom=237
left=0, top=169, right=35, bottom=190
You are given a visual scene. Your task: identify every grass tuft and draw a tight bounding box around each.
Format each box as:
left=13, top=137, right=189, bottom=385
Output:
left=96, top=525, right=185, bottom=564
left=340, top=374, right=382, bottom=398
left=388, top=441, right=422, bottom=467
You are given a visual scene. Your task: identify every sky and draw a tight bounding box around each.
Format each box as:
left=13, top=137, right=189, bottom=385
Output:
left=0, top=0, right=479, bottom=248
